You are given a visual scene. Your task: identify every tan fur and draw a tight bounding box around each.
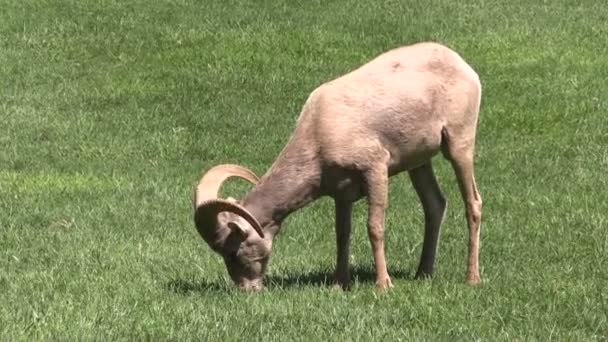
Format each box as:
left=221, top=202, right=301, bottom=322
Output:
left=195, top=41, right=483, bottom=290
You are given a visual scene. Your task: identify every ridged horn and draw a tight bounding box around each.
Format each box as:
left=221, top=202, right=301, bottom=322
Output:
left=194, top=199, right=264, bottom=238
left=193, top=164, right=264, bottom=238
left=194, top=164, right=260, bottom=208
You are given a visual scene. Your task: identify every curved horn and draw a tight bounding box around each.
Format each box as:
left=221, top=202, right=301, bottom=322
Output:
left=194, top=164, right=259, bottom=208
left=194, top=199, right=265, bottom=238
left=193, top=164, right=264, bottom=238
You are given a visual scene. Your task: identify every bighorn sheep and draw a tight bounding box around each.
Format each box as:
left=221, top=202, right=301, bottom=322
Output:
left=193, top=42, right=482, bottom=291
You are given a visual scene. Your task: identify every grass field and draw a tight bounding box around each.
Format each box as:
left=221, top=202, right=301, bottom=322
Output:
left=1, top=0, right=607, bottom=339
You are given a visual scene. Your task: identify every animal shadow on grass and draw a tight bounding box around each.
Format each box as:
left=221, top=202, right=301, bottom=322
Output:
left=166, top=278, right=230, bottom=295
left=265, top=265, right=411, bottom=290
left=166, top=265, right=412, bottom=294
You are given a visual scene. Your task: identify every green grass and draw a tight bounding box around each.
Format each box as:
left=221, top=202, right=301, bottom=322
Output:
left=1, top=0, right=607, bottom=339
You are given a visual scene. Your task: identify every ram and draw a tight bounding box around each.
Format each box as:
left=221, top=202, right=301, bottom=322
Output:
left=193, top=42, right=482, bottom=291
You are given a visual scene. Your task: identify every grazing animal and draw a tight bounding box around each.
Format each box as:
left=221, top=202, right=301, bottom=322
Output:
left=193, top=42, right=483, bottom=291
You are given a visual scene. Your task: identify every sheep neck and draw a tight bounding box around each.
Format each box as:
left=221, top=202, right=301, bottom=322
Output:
left=242, top=138, right=321, bottom=232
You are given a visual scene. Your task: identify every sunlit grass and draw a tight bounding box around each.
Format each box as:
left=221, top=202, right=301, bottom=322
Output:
left=1, top=0, right=607, bottom=340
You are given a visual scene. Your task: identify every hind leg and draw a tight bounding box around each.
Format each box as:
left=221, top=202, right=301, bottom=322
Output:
left=442, top=129, right=483, bottom=285
left=409, top=162, right=447, bottom=279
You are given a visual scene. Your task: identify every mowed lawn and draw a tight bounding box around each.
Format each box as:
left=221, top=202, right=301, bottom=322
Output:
left=1, top=0, right=607, bottom=339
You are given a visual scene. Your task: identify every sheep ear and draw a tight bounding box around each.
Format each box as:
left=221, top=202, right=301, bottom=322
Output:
left=227, top=221, right=249, bottom=238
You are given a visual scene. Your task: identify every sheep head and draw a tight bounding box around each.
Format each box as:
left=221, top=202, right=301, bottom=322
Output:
left=193, top=164, right=271, bottom=291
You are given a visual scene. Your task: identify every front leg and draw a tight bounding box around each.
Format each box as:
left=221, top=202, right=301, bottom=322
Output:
left=333, top=200, right=353, bottom=289
left=364, top=165, right=393, bottom=290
